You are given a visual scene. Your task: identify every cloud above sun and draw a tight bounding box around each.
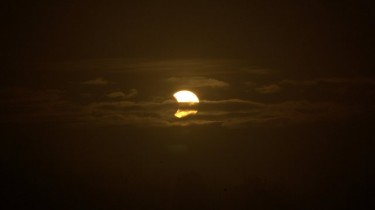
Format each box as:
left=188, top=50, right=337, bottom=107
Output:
left=107, top=89, right=138, bottom=99
left=166, top=77, right=229, bottom=88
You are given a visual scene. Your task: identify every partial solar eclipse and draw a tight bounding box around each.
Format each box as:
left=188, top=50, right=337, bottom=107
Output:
left=173, top=90, right=199, bottom=118
left=173, top=90, right=199, bottom=104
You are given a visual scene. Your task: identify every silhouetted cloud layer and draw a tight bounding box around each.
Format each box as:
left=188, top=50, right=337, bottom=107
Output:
left=2, top=59, right=374, bottom=127
left=0, top=88, right=355, bottom=127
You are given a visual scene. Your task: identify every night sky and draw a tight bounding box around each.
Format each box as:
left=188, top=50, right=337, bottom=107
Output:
left=2, top=1, right=375, bottom=209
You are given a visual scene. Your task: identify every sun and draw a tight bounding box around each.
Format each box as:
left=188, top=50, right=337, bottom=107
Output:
left=173, top=90, right=199, bottom=104
left=173, top=90, right=199, bottom=118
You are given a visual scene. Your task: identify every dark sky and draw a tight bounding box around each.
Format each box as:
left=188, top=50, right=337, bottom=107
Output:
left=2, top=1, right=375, bottom=209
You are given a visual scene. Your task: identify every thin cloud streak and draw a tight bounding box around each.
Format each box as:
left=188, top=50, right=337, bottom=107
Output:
left=166, top=77, right=229, bottom=88
left=255, top=84, right=281, bottom=94
left=107, top=89, right=138, bottom=99
left=82, top=77, right=109, bottom=85
left=280, top=77, right=375, bottom=86
left=79, top=99, right=352, bottom=127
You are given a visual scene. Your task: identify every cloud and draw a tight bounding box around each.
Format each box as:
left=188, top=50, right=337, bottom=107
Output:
left=107, top=89, right=138, bottom=99
left=0, top=87, right=356, bottom=127
left=199, top=100, right=349, bottom=127
left=280, top=77, right=375, bottom=86
left=255, top=84, right=281, bottom=94
left=317, top=78, right=375, bottom=85
left=77, top=98, right=351, bottom=127
left=166, top=77, right=229, bottom=88
left=82, top=77, right=109, bottom=85
left=202, top=99, right=261, bottom=104
left=78, top=75, right=370, bottom=126
left=249, top=77, right=375, bottom=97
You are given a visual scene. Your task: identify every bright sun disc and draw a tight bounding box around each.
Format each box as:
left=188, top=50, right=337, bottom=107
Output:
left=173, top=90, right=199, bottom=104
